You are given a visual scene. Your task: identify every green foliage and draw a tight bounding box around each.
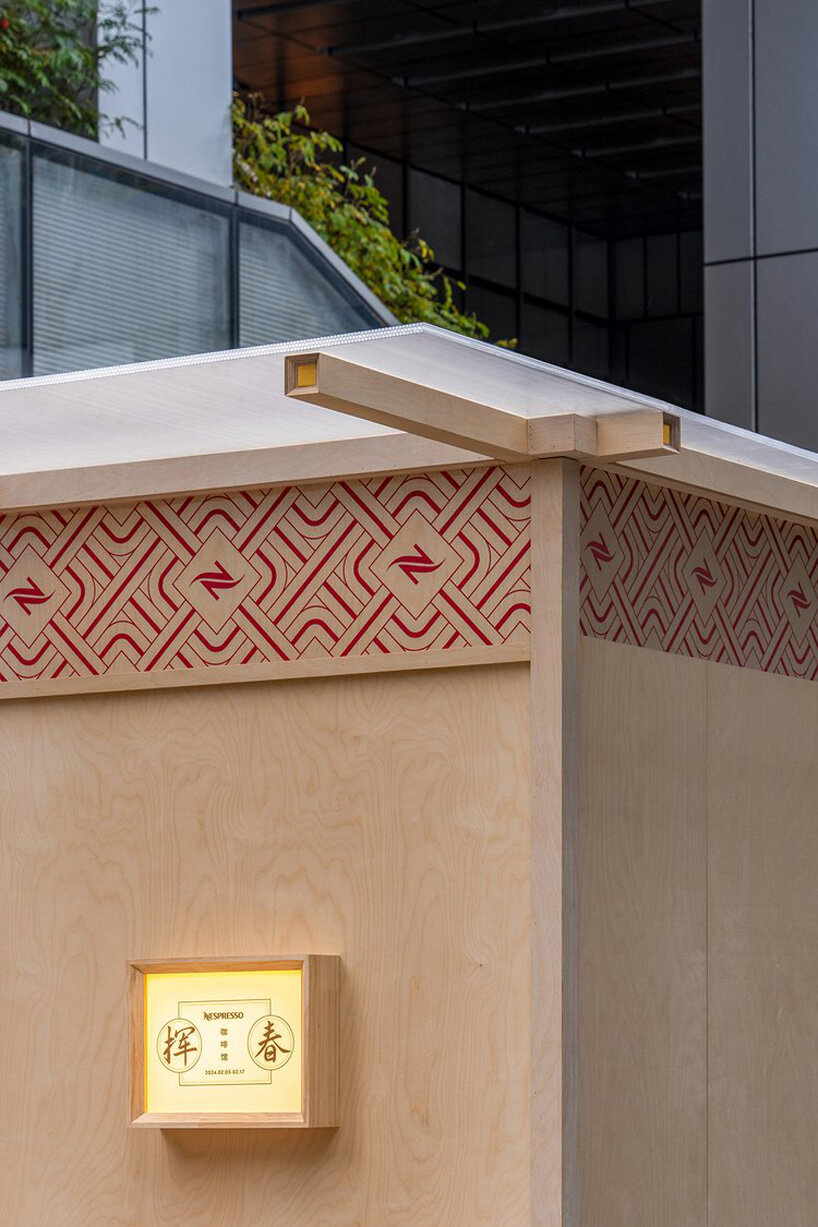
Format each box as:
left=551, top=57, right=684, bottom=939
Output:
left=233, top=93, right=507, bottom=343
left=0, top=1, right=147, bottom=138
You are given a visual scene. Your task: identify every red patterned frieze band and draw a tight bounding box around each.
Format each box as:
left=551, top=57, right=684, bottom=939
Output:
left=0, top=467, right=531, bottom=685
left=581, top=466, right=818, bottom=679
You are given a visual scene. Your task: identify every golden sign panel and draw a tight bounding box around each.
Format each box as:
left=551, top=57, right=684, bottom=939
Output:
left=129, top=956, right=339, bottom=1129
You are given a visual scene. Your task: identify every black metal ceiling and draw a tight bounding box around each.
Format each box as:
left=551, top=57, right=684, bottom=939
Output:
left=233, top=0, right=701, bottom=238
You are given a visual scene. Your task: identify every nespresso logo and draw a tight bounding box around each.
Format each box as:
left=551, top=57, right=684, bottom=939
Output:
left=203, top=1010, right=244, bottom=1020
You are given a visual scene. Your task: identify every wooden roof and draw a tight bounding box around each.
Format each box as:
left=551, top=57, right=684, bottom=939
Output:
left=0, top=325, right=815, bottom=523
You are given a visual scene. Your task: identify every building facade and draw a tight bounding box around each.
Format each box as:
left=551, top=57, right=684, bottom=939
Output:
left=1, top=3, right=815, bottom=445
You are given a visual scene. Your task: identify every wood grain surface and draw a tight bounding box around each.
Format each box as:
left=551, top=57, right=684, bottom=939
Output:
left=579, top=639, right=708, bottom=1226
left=708, top=664, right=818, bottom=1226
left=0, top=435, right=487, bottom=514
left=286, top=351, right=530, bottom=460
left=579, top=639, right=818, bottom=1225
left=0, top=664, right=530, bottom=1225
left=0, top=643, right=530, bottom=705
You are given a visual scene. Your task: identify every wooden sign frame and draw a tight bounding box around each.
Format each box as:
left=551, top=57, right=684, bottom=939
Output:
left=128, top=955, right=339, bottom=1129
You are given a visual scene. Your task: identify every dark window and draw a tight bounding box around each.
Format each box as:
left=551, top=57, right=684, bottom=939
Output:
left=521, top=212, right=570, bottom=307
left=574, top=231, right=608, bottom=318
left=646, top=233, right=679, bottom=318
left=521, top=301, right=571, bottom=367
left=0, top=138, right=24, bottom=379
left=466, top=190, right=515, bottom=288
left=409, top=169, right=461, bottom=270
left=465, top=282, right=517, bottom=342
left=614, top=237, right=645, bottom=321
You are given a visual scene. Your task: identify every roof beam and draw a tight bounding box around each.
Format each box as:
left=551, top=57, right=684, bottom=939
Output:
left=285, top=352, right=680, bottom=463
left=285, top=352, right=531, bottom=460
left=0, top=434, right=488, bottom=513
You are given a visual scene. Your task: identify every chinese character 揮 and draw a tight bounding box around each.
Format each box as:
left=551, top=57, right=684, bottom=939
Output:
left=157, top=1018, right=202, bottom=1073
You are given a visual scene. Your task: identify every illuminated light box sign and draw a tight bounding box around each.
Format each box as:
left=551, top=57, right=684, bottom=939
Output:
left=128, top=956, right=339, bottom=1128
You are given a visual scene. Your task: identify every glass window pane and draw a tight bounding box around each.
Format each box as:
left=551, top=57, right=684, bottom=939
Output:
left=409, top=169, right=461, bottom=270
left=521, top=212, right=569, bottom=307
left=351, top=145, right=404, bottom=238
left=465, top=190, right=515, bottom=287
left=0, top=138, right=24, bottom=380
left=574, top=230, right=608, bottom=318
left=521, top=301, right=571, bottom=367
left=465, top=283, right=516, bottom=343
left=32, top=154, right=230, bottom=375
left=239, top=220, right=376, bottom=347
left=694, top=315, right=704, bottom=410
left=573, top=317, right=609, bottom=379
left=646, top=233, right=679, bottom=318
left=614, top=236, right=645, bottom=320
left=680, top=230, right=703, bottom=315
left=628, top=318, right=694, bottom=407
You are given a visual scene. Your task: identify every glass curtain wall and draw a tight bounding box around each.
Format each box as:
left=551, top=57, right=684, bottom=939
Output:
left=0, top=128, right=384, bottom=381
left=239, top=219, right=375, bottom=347
left=351, top=140, right=704, bottom=409
left=0, top=136, right=24, bottom=380
left=32, top=153, right=232, bottom=375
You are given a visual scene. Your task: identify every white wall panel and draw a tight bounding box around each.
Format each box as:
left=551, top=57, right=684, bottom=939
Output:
left=100, top=0, right=232, bottom=187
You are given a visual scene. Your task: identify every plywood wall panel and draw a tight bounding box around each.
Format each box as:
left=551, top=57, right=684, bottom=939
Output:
left=579, top=639, right=708, bottom=1227
left=708, top=665, right=818, bottom=1227
left=0, top=664, right=530, bottom=1226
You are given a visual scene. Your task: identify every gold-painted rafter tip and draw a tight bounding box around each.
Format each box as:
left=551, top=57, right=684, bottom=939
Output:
left=295, top=361, right=317, bottom=388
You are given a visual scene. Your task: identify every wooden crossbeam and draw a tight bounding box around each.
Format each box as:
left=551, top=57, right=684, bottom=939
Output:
left=285, top=351, right=681, bottom=464
left=285, top=352, right=530, bottom=461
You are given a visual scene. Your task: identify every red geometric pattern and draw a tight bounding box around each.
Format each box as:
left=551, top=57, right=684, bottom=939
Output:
left=580, top=466, right=818, bottom=680
left=0, top=467, right=531, bottom=685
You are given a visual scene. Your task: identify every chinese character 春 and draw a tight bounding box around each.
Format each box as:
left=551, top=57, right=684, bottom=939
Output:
left=220, top=1028, right=228, bottom=1036
left=162, top=1024, right=198, bottom=1068
left=254, top=1019, right=291, bottom=1065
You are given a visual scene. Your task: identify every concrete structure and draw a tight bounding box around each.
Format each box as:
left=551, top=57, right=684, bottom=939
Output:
left=0, top=325, right=816, bottom=1223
